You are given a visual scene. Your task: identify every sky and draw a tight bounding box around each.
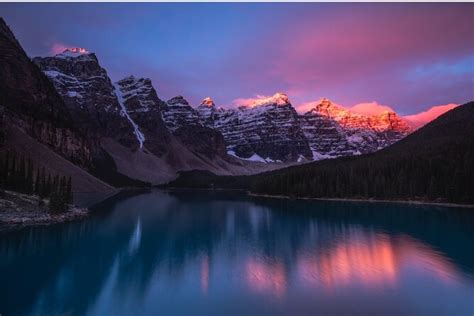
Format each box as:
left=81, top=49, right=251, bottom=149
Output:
left=1, top=3, right=473, bottom=115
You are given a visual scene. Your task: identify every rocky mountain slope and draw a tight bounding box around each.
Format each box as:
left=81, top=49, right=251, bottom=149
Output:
left=32, top=45, right=256, bottom=184
left=0, top=20, right=95, bottom=170
left=162, top=95, right=228, bottom=160
left=33, top=48, right=139, bottom=150
left=196, top=93, right=312, bottom=163
left=300, top=98, right=411, bottom=159
left=114, top=76, right=170, bottom=155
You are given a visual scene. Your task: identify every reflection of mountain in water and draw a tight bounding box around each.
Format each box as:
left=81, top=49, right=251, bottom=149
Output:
left=0, top=190, right=472, bottom=315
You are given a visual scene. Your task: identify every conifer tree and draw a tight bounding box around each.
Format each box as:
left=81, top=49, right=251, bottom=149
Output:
left=34, top=168, right=41, bottom=195
left=66, top=177, right=73, bottom=204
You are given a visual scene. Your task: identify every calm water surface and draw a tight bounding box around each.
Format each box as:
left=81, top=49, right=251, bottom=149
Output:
left=1, top=190, right=473, bottom=316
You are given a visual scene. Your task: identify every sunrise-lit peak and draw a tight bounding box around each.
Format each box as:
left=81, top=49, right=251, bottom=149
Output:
left=271, top=92, right=290, bottom=105
left=201, top=97, right=215, bottom=107
left=249, top=92, right=289, bottom=107
left=68, top=47, right=88, bottom=54
left=313, top=98, right=337, bottom=112
left=233, top=92, right=291, bottom=108
left=318, top=98, right=332, bottom=107
left=56, top=47, right=91, bottom=59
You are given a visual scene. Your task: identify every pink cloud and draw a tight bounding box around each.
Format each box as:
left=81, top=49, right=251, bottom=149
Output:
left=219, top=4, right=474, bottom=113
left=349, top=102, right=395, bottom=116
left=50, top=42, right=69, bottom=55
left=296, top=101, right=319, bottom=114
left=275, top=5, right=473, bottom=84
left=403, top=104, right=458, bottom=129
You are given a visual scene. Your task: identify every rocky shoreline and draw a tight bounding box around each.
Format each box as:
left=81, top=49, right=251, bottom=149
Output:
left=0, top=191, right=89, bottom=232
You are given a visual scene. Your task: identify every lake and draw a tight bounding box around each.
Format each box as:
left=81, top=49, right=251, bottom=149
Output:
left=1, top=190, right=473, bottom=316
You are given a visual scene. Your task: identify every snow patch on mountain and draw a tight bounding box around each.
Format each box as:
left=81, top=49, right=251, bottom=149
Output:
left=114, top=83, right=145, bottom=149
left=311, top=151, right=333, bottom=161
left=227, top=150, right=270, bottom=163
left=66, top=91, right=83, bottom=98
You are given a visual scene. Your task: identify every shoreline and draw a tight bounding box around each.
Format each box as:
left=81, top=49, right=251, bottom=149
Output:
left=0, top=190, right=91, bottom=232
left=162, top=186, right=474, bottom=208
left=247, top=192, right=474, bottom=209
left=0, top=207, right=90, bottom=232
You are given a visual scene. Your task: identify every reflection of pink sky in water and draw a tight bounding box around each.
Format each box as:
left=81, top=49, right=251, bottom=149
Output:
left=200, top=255, right=210, bottom=294
left=244, top=233, right=461, bottom=297
left=297, top=234, right=398, bottom=290
left=245, top=259, right=287, bottom=297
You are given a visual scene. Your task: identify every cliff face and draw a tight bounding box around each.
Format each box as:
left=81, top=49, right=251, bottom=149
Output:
left=0, top=18, right=92, bottom=169
left=33, top=49, right=137, bottom=149
left=114, top=76, right=170, bottom=156
left=162, top=96, right=228, bottom=159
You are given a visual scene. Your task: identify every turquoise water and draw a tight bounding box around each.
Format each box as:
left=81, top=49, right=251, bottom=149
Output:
left=1, top=190, right=473, bottom=316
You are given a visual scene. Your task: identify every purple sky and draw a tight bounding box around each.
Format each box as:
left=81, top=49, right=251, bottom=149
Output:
left=1, top=3, right=473, bottom=114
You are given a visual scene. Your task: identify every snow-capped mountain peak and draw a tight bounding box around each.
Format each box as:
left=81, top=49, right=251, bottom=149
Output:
left=300, top=97, right=411, bottom=159
left=201, top=97, right=215, bottom=107
left=253, top=92, right=290, bottom=107
left=162, top=95, right=202, bottom=132
left=167, top=96, right=190, bottom=106
left=312, top=98, right=344, bottom=115
left=56, top=47, right=92, bottom=59
left=114, top=76, right=158, bottom=113
left=318, top=98, right=332, bottom=108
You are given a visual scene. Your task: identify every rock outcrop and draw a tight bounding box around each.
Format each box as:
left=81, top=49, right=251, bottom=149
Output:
left=114, top=76, right=170, bottom=156
left=0, top=19, right=92, bottom=169
left=163, top=96, right=227, bottom=159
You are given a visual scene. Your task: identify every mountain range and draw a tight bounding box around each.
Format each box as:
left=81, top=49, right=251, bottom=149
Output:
left=0, top=18, right=462, bottom=192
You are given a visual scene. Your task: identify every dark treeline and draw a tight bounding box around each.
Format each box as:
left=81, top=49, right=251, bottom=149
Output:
left=250, top=142, right=473, bottom=203
left=168, top=102, right=474, bottom=205
left=0, top=151, right=73, bottom=212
